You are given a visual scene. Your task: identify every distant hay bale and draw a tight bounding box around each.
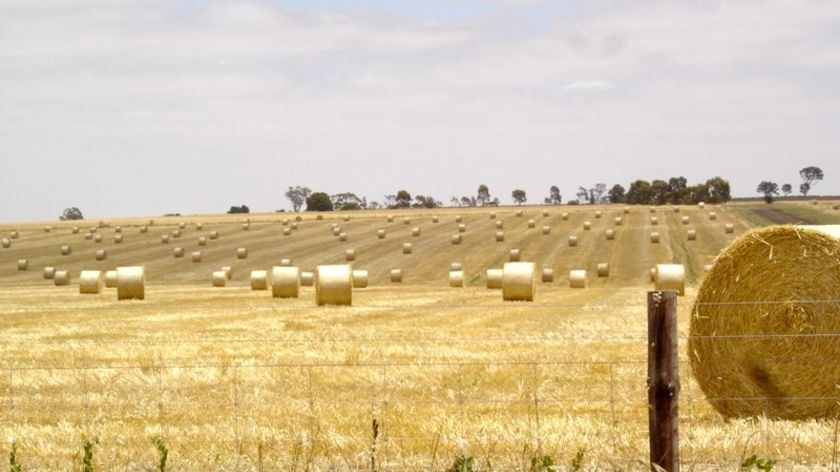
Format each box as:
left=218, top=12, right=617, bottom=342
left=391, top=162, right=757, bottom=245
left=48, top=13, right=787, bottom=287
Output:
left=221, top=266, right=232, bottom=279
left=455, top=215, right=463, bottom=223
left=9, top=231, right=18, bottom=239
left=272, top=266, right=301, bottom=298
left=116, top=266, right=145, bottom=300
left=178, top=222, right=186, bottom=230
left=114, top=234, right=123, bottom=244
left=237, top=248, right=248, bottom=259
left=191, top=251, right=202, bottom=263
left=596, top=263, right=610, bottom=277
left=457, top=223, right=466, bottom=233
left=332, top=227, right=341, bottom=236
left=300, top=271, right=314, bottom=287
left=403, top=217, right=411, bottom=225
left=450, top=262, right=462, bottom=271
left=390, top=269, right=403, bottom=283
left=432, top=216, right=439, bottom=223
left=709, top=212, right=717, bottom=220
left=1, top=238, right=10, bottom=248
left=172, top=230, right=181, bottom=238
left=812, top=200, right=818, bottom=206
left=291, top=222, right=298, bottom=230
left=316, top=214, right=324, bottom=220
left=682, top=216, right=690, bottom=225
left=528, top=219, right=536, bottom=228
left=486, top=269, right=503, bottom=289
left=61, top=245, right=72, bottom=256
left=94, top=234, right=103, bottom=243
left=79, top=270, right=103, bottom=294
left=54, top=270, right=71, bottom=286
left=614, top=217, right=623, bottom=226
left=650, top=216, right=659, bottom=225
left=196, top=223, right=203, bottom=230
left=339, top=232, right=347, bottom=241
left=502, top=262, right=535, bottom=301
left=242, top=223, right=250, bottom=230
left=541, top=267, right=554, bottom=283
left=209, top=231, right=219, bottom=240
left=451, top=234, right=462, bottom=245
left=489, top=212, right=496, bottom=219
left=833, top=204, right=839, bottom=210
left=283, top=228, right=292, bottom=236
left=105, top=270, right=117, bottom=288
left=345, top=249, right=356, bottom=261
left=352, top=269, right=369, bottom=288
left=402, top=243, right=413, bottom=254
left=387, top=215, right=394, bottom=223
left=344, top=215, right=351, bottom=222
left=595, top=211, right=602, bottom=219
left=509, top=249, right=521, bottom=261
left=650, top=232, right=660, bottom=243
left=690, top=225, right=840, bottom=420
left=583, top=221, right=591, bottom=230
left=72, top=226, right=80, bottom=234
left=250, top=270, right=268, bottom=290
left=173, top=247, right=184, bottom=258
left=495, top=231, right=505, bottom=242
left=211, top=271, right=227, bottom=287
left=725, top=223, right=734, bottom=234
left=623, top=207, right=630, bottom=214
left=114, top=226, right=122, bottom=233
left=448, top=270, right=465, bottom=288
left=516, top=209, right=523, bottom=217
left=198, top=237, right=207, bottom=246
left=540, top=209, right=549, bottom=218
left=569, top=270, right=586, bottom=289
left=673, top=206, right=680, bottom=213
left=17, top=259, right=28, bottom=271
left=495, top=220, right=504, bottom=229
left=95, top=249, right=107, bottom=261
left=378, top=229, right=386, bottom=239
left=161, top=235, right=170, bottom=244
left=561, top=212, right=569, bottom=220
left=280, top=258, right=293, bottom=266
left=43, top=225, right=51, bottom=233
left=568, top=235, right=578, bottom=247
left=315, top=265, right=352, bottom=305
left=44, top=266, right=56, bottom=280
left=606, top=229, right=616, bottom=240
left=84, top=233, right=93, bottom=241
left=699, top=202, right=705, bottom=209
left=541, top=225, right=550, bottom=235
left=295, top=215, right=303, bottom=222
left=687, top=229, right=697, bottom=241
left=140, top=226, right=149, bottom=234
left=649, top=207, right=656, bottom=213
left=655, top=264, right=684, bottom=295
left=412, top=227, right=421, bottom=237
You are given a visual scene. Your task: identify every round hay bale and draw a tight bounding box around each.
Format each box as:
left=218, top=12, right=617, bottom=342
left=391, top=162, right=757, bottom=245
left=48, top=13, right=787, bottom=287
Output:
left=172, top=229, right=181, bottom=238
left=332, top=227, right=341, bottom=236
left=650, top=232, right=660, bottom=243
left=116, top=266, right=145, bottom=300
left=315, top=265, right=352, bottom=305
left=724, top=223, right=734, bottom=234
left=509, top=249, right=521, bottom=261
left=561, top=212, right=569, bottom=221
left=412, top=227, right=421, bottom=237
left=283, top=228, right=292, bottom=236
left=527, top=219, right=536, bottom=228
left=250, top=270, right=268, bottom=290
left=84, top=233, right=93, bottom=241
left=650, top=216, right=659, bottom=225
left=495, top=231, right=505, bottom=242
left=699, top=202, right=705, bottom=209
left=209, top=231, right=219, bottom=240
left=709, top=212, right=717, bottom=220
left=17, top=259, right=28, bottom=271
left=432, top=216, right=439, bottom=223
left=833, top=204, right=839, bottom=211
left=43, top=225, right=51, bottom=233
left=114, top=234, right=123, bottom=244
left=1, top=238, right=10, bottom=248
left=10, top=231, right=18, bottom=239
left=596, top=263, right=610, bottom=278
left=495, top=220, right=503, bottom=229
left=198, top=237, right=207, bottom=246
left=44, top=266, right=56, bottom=279
left=448, top=270, right=465, bottom=288
left=105, top=270, right=117, bottom=288
left=300, top=271, right=314, bottom=287
left=623, top=207, right=630, bottom=214
left=95, top=249, right=107, bottom=261
left=568, top=235, right=578, bottom=247
left=271, top=266, right=301, bottom=298
left=221, top=266, right=232, bottom=279
left=161, top=235, right=170, bottom=244
left=173, top=247, right=184, bottom=258
left=387, top=215, right=394, bottom=223
left=211, top=270, right=227, bottom=287
left=295, top=215, right=303, bottom=222
left=649, top=207, right=656, bottom=213
left=280, top=258, right=293, bottom=267
left=486, top=269, right=503, bottom=289
left=345, top=249, right=356, bottom=261
left=402, top=243, right=413, bottom=254
left=489, top=212, right=496, bottom=219
left=237, top=248, right=248, bottom=259
left=690, top=225, right=840, bottom=420
left=140, top=226, right=148, bottom=233
left=451, top=234, right=462, bottom=245
left=178, top=222, right=186, bottom=230
left=344, top=215, right=351, bottom=222
left=79, top=270, right=103, bottom=294
left=450, top=262, right=462, bottom=272
left=673, top=206, right=681, bottom=213
left=457, top=224, right=466, bottom=233
left=377, top=229, right=386, bottom=239
left=583, top=221, right=592, bottom=230
left=114, top=226, right=122, bottom=233
left=542, top=210, right=549, bottom=217
left=316, top=214, right=324, bottom=220
left=61, top=245, right=72, bottom=256
left=196, top=223, right=203, bottom=230
left=352, top=269, right=369, bottom=288
left=291, top=222, right=299, bottom=230
left=502, top=262, right=535, bottom=301
left=541, top=225, right=550, bottom=235
left=681, top=216, right=690, bottom=225
left=541, top=267, right=554, bottom=283
left=191, top=251, right=202, bottom=263
left=605, top=229, right=615, bottom=241
left=403, top=217, right=411, bottom=225
left=390, top=269, right=403, bottom=283
left=339, top=232, right=348, bottom=241
left=455, top=215, right=463, bottom=223
left=655, top=264, right=684, bottom=295
left=94, top=234, right=103, bottom=243
left=595, top=211, right=602, bottom=219
left=614, top=217, right=623, bottom=226
left=54, top=270, right=71, bottom=286
left=569, top=270, right=586, bottom=289
left=72, top=226, right=80, bottom=234
left=687, top=229, right=697, bottom=241
left=242, top=223, right=250, bottom=231
left=516, top=209, right=523, bottom=217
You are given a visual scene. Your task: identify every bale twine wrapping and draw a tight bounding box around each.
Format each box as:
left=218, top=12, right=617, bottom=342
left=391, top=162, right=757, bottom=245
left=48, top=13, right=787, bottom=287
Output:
left=315, top=265, right=352, bottom=305
left=198, top=237, right=207, bottom=246
left=173, top=247, right=184, bottom=258
left=44, top=266, right=56, bottom=280
left=345, top=249, right=356, bottom=261
left=377, top=229, right=386, bottom=239
left=105, top=270, right=117, bottom=288
left=689, top=225, right=840, bottom=420
left=725, top=223, right=734, bottom=234
left=116, top=266, right=145, bottom=300
left=449, top=270, right=465, bottom=288
left=300, top=271, right=314, bottom=287
left=451, top=234, right=462, bottom=245
left=509, top=249, right=521, bottom=261
left=687, top=229, right=697, bottom=241
left=1, top=238, right=10, bottom=248
left=528, top=219, right=536, bottom=228
left=569, top=270, right=586, bottom=289
left=541, top=267, right=554, bottom=283
left=486, top=269, right=503, bottom=289
left=212, top=271, right=227, bottom=288
left=339, top=232, right=347, bottom=241
left=502, top=262, right=536, bottom=301
left=390, top=269, right=403, bottom=283
left=606, top=229, right=615, bottom=241
left=495, top=231, right=505, bottom=242
left=568, top=235, right=578, bottom=247
left=402, top=243, right=412, bottom=254
left=209, top=231, right=219, bottom=240
left=650, top=232, right=660, bottom=243
left=95, top=250, right=107, bottom=261
left=54, top=270, right=71, bottom=286
left=682, top=216, right=690, bottom=225
left=61, top=245, right=72, bottom=256
left=709, top=212, right=717, bottom=220
left=596, top=263, right=610, bottom=277
left=583, top=221, right=591, bottom=231
left=614, top=217, right=623, bottom=226
left=271, top=266, right=301, bottom=298
left=192, top=251, right=202, bottom=263
left=79, top=270, right=103, bottom=294
left=655, top=264, right=684, bottom=295
left=457, top=224, right=466, bottom=233
left=450, top=262, right=462, bottom=271
left=250, top=270, right=268, bottom=290
left=412, top=227, right=421, bottom=237
left=114, top=234, right=123, bottom=244
left=17, top=259, right=28, bottom=271
left=352, top=270, right=369, bottom=288
left=237, top=248, right=248, bottom=259
left=541, top=226, right=550, bottom=235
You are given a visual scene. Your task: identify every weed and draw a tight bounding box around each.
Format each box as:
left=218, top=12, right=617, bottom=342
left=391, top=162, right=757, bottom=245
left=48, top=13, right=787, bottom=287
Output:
left=446, top=455, right=475, bottom=472
left=740, top=454, right=776, bottom=471
left=9, top=441, right=21, bottom=472
left=530, top=454, right=554, bottom=471
left=153, top=437, right=169, bottom=472
left=82, top=436, right=98, bottom=472
left=570, top=448, right=585, bottom=472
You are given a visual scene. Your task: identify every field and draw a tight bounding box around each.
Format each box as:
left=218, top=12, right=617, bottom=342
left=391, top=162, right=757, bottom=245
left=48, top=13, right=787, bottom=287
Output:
left=1, top=204, right=839, bottom=470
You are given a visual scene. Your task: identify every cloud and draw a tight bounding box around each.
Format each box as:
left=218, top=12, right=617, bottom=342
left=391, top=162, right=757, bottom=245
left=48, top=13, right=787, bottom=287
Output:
left=561, top=80, right=616, bottom=91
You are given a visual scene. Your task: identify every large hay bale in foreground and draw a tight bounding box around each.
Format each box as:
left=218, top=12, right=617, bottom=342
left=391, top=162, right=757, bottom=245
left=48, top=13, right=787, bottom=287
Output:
left=116, top=266, right=145, bottom=300
left=689, top=225, right=840, bottom=420
left=315, top=265, right=352, bottom=305
left=502, top=262, right=535, bottom=301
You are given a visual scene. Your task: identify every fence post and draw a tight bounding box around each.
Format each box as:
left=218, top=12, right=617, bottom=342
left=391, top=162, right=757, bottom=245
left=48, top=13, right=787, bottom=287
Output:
left=648, top=290, right=680, bottom=472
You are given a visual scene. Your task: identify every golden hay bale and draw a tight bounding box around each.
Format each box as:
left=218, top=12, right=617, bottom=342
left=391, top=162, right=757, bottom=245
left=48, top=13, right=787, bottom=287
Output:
left=316, top=214, right=324, bottom=220
left=681, top=216, right=690, bottom=225
left=583, top=221, right=591, bottom=230
left=43, top=225, right=51, bottom=233
left=569, top=270, right=586, bottom=289
left=390, top=269, right=403, bottom=283
left=61, top=245, right=72, bottom=255
left=650, top=232, right=660, bottom=243
left=172, top=229, right=181, bottom=238
left=614, top=217, right=623, bottom=226
left=699, top=202, right=705, bottom=209
left=178, top=222, right=186, bottom=229
left=377, top=229, right=386, bottom=239
left=332, top=227, right=341, bottom=236
left=44, top=266, right=56, bottom=279
left=114, top=226, right=122, bottom=233
left=283, top=228, right=292, bottom=236
left=10, top=230, right=18, bottom=239
left=455, top=215, right=463, bottom=223
left=191, top=251, right=202, bottom=263
left=198, top=237, right=207, bottom=246
left=237, top=248, right=248, bottom=259
left=140, top=226, right=148, bottom=234
left=709, top=212, right=717, bottom=220
left=451, top=234, right=462, bottom=245
left=116, top=266, right=145, bottom=300
left=17, top=259, right=28, bottom=271
left=595, top=211, right=602, bottom=219
left=54, top=270, right=71, bottom=286
left=412, top=227, right=421, bottom=237
left=1, top=238, right=11, bottom=248
left=339, top=232, right=348, bottom=241
left=596, top=262, right=610, bottom=277
left=568, top=235, right=578, bottom=247
left=486, top=269, right=503, bottom=289
left=509, top=249, right=521, bottom=261
left=833, top=204, right=839, bottom=210
left=725, top=223, right=734, bottom=234
left=489, top=212, right=497, bottom=219
left=315, top=265, right=352, bottom=305
left=432, top=216, right=439, bottom=223
left=72, top=226, right=80, bottom=234
left=457, top=223, right=466, bottom=233
left=352, top=269, right=369, bottom=288
left=655, top=264, right=685, bottom=295
left=541, top=267, right=554, bottom=283
left=271, top=266, right=301, bottom=298
left=448, top=270, right=465, bottom=288
left=673, top=206, right=681, bottom=213
left=161, top=235, right=170, bottom=244
left=495, top=231, right=504, bottom=242
left=209, top=231, right=219, bottom=240
left=542, top=209, right=549, bottom=217
left=173, top=247, right=184, bottom=258
left=502, top=262, right=535, bottom=301
left=94, top=234, right=103, bottom=243
left=403, top=217, right=411, bottom=225
left=606, top=229, right=616, bottom=241
left=84, top=233, right=93, bottom=241
left=345, top=249, right=356, bottom=261
left=516, top=209, right=523, bottom=217
left=221, top=266, right=232, bottom=279
left=450, top=262, right=462, bottom=271
left=650, top=216, right=659, bottom=225
left=105, top=270, right=117, bottom=288
left=649, top=207, right=656, bottom=213
left=250, top=270, right=268, bottom=290
left=495, top=220, right=504, bottom=229
left=344, top=215, right=351, bottom=222
left=196, top=223, right=203, bottom=230
left=242, top=222, right=250, bottom=230
left=280, top=258, right=293, bottom=267
left=95, top=249, right=107, bottom=261
left=212, top=271, right=227, bottom=288
left=295, top=215, right=303, bottom=222
left=528, top=219, right=536, bottom=228
left=687, top=229, right=697, bottom=241
left=113, top=234, right=123, bottom=244
left=300, top=271, right=314, bottom=287
left=402, top=243, right=413, bottom=254
left=690, top=225, right=840, bottom=420
left=79, top=270, right=103, bottom=294
left=541, top=225, right=550, bottom=235
left=387, top=215, right=394, bottom=223
left=291, top=222, right=298, bottom=230
left=623, top=207, right=630, bottom=214
left=561, top=212, right=569, bottom=220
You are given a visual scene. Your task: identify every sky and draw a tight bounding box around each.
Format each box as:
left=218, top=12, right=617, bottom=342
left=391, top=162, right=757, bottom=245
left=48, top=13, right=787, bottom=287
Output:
left=1, top=0, right=839, bottom=221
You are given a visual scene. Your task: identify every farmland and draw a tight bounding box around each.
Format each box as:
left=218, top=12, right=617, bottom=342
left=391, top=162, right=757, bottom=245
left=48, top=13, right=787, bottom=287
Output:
left=1, top=203, right=839, bottom=470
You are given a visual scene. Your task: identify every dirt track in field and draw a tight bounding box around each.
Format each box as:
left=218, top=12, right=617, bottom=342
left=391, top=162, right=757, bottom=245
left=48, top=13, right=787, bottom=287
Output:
left=751, top=207, right=816, bottom=224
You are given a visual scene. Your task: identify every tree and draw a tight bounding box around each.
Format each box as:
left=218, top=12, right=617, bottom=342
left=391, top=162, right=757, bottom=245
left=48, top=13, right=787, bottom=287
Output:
left=305, top=192, right=333, bottom=211
left=331, top=192, right=363, bottom=211
left=626, top=180, right=651, bottom=205
left=576, top=187, right=590, bottom=204
left=781, top=184, right=792, bottom=197
left=547, top=185, right=562, bottom=205
left=413, top=195, right=439, bottom=208
left=689, top=183, right=710, bottom=204
left=649, top=180, right=669, bottom=205
left=706, top=177, right=731, bottom=204
left=227, top=205, right=250, bottom=214
left=59, top=207, right=84, bottom=221
left=799, top=166, right=824, bottom=196
left=667, top=177, right=688, bottom=204
left=756, top=181, right=779, bottom=204
left=511, top=189, right=527, bottom=205
left=608, top=184, right=626, bottom=204
left=460, top=196, right=476, bottom=207
left=477, top=184, right=491, bottom=206
left=592, top=183, right=607, bottom=204
left=395, top=190, right=412, bottom=208
left=285, top=186, right=311, bottom=212
left=450, top=197, right=460, bottom=207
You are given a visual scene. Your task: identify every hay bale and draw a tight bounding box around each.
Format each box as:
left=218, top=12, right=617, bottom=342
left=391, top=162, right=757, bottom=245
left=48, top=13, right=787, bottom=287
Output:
left=486, top=269, right=503, bottom=289
left=402, top=243, right=413, bottom=254
left=72, top=226, right=80, bottom=234
left=614, top=217, right=623, bottom=226
left=412, top=227, right=421, bottom=237
left=344, top=215, right=351, bottom=222
left=699, top=202, right=705, bottom=209
left=655, top=264, right=684, bottom=295
left=455, top=215, right=463, bottom=223
left=94, top=234, right=103, bottom=243
left=116, top=266, right=145, bottom=300
left=527, top=219, right=536, bottom=228
left=345, top=249, right=356, bottom=261
left=242, top=223, right=250, bottom=231
left=450, top=262, right=462, bottom=271
left=316, top=214, right=324, bottom=220
left=61, top=245, right=72, bottom=256
left=583, top=221, right=591, bottom=230
left=54, top=270, right=71, bottom=286
left=161, top=235, right=170, bottom=244
left=457, top=223, right=466, bottom=233
left=673, top=206, right=680, bottom=213
left=300, top=271, right=314, bottom=287
left=79, top=270, right=103, bottom=294
left=140, top=226, right=148, bottom=233
left=352, top=269, right=369, bottom=288
left=833, top=204, right=839, bottom=210
left=650, top=232, right=660, bottom=243
left=650, top=216, right=659, bottom=225
left=212, top=271, right=227, bottom=287
left=489, top=212, right=496, bottom=219
left=605, top=229, right=616, bottom=241
left=178, top=222, right=186, bottom=230
left=390, top=269, right=403, bottom=283
left=332, top=227, right=341, bottom=236
left=689, top=225, right=840, bottom=419
left=271, top=266, right=301, bottom=298
left=377, top=229, right=386, bottom=239
left=403, top=217, right=411, bottom=225
left=84, top=233, right=93, bottom=241
left=172, top=229, right=181, bottom=238
left=198, top=237, right=207, bottom=246
left=17, top=259, right=28, bottom=271
left=280, top=258, right=293, bottom=267
left=315, top=265, right=352, bottom=305
left=448, top=270, right=464, bottom=288
left=725, top=223, right=734, bottom=234
left=451, top=234, right=462, bottom=245
left=387, top=215, right=394, bottom=223
left=283, top=228, right=292, bottom=236
left=502, top=262, right=535, bottom=301
left=516, top=209, right=523, bottom=217
left=595, top=211, right=602, bottom=219
left=295, top=215, right=303, bottom=222
left=339, top=232, right=348, bottom=241
left=95, top=249, right=107, bottom=261
left=568, top=235, right=578, bottom=247
left=569, top=270, right=586, bottom=289
left=114, top=226, right=122, bottom=233
left=649, top=207, right=656, bottom=213
left=495, top=220, right=504, bottom=229
left=541, top=267, right=554, bottom=283
left=173, top=247, right=184, bottom=258
left=44, top=266, right=56, bottom=279
left=649, top=267, right=657, bottom=282
left=432, top=216, right=439, bottom=223
left=561, top=212, right=569, bottom=220
left=105, top=270, right=117, bottom=288
left=681, top=216, right=690, bottom=225
left=541, top=226, right=550, bottom=235
left=209, top=231, right=219, bottom=240
left=596, top=263, right=610, bottom=277
left=221, top=266, right=232, bottom=279
left=237, top=248, right=248, bottom=259
left=10, top=231, right=18, bottom=239
left=1, top=238, right=10, bottom=248
left=291, top=222, right=298, bottom=230
left=249, top=270, right=268, bottom=290
left=509, top=249, right=521, bottom=261
left=196, top=223, right=203, bottom=230
left=687, top=229, right=697, bottom=241
left=191, top=251, right=202, bottom=263
left=542, top=210, right=549, bottom=217
left=709, top=212, right=717, bottom=220
left=624, top=207, right=630, bottom=214
left=495, top=231, right=505, bottom=242
left=114, top=234, right=123, bottom=244
left=43, top=225, right=51, bottom=233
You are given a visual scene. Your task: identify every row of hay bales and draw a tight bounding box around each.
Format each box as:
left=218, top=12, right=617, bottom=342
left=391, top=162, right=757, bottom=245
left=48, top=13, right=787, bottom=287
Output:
left=43, top=266, right=146, bottom=300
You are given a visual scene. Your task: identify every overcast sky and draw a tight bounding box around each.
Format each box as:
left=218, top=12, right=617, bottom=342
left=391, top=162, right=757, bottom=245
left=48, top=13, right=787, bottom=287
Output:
left=1, top=0, right=838, bottom=221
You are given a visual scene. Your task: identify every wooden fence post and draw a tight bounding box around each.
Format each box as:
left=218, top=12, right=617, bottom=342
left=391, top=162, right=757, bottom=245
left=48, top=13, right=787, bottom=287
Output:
left=648, top=290, right=680, bottom=471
